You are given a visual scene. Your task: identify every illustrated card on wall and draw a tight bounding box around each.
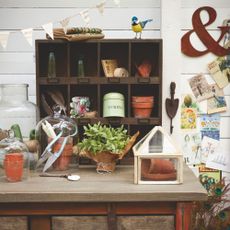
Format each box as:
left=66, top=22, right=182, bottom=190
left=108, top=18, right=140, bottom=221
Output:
left=181, top=132, right=201, bottom=165
left=207, top=57, right=229, bottom=88
left=206, top=149, right=230, bottom=173
left=200, top=136, right=219, bottom=163
left=188, top=74, right=213, bottom=102
left=181, top=94, right=206, bottom=114
left=207, top=84, right=227, bottom=114
left=200, top=114, right=220, bottom=140
left=198, top=164, right=221, bottom=193
left=181, top=108, right=197, bottom=130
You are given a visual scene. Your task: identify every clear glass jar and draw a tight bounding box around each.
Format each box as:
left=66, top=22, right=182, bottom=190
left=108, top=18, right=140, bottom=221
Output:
left=0, top=136, right=30, bottom=182
left=35, top=105, right=78, bottom=172
left=0, top=84, right=39, bottom=140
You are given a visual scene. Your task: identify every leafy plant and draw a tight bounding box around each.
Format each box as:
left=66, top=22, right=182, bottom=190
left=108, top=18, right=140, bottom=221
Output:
left=78, top=123, right=130, bottom=155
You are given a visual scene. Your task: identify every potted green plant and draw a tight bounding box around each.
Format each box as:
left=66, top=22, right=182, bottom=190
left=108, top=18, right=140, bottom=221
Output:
left=78, top=123, right=139, bottom=173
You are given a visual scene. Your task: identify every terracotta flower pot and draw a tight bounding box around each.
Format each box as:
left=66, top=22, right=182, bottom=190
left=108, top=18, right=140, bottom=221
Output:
left=132, top=101, right=154, bottom=118
left=4, top=153, right=24, bottom=182
left=132, top=96, right=154, bottom=103
left=50, top=137, right=73, bottom=171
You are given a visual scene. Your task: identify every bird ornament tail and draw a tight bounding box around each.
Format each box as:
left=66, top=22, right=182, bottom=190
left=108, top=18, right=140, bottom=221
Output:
left=140, top=19, right=153, bottom=29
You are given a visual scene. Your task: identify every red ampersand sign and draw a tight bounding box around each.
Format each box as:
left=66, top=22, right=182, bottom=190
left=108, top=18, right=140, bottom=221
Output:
left=181, top=6, right=230, bottom=57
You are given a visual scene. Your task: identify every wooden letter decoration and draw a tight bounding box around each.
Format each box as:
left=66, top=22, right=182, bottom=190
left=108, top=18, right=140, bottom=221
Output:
left=181, top=6, right=230, bottom=57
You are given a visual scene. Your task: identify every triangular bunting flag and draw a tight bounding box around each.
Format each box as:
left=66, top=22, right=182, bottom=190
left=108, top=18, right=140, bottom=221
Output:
left=0, top=32, right=10, bottom=49
left=60, top=17, right=70, bottom=34
left=21, top=28, right=33, bottom=46
left=113, top=0, right=121, bottom=7
left=42, top=22, right=54, bottom=40
left=80, top=9, right=90, bottom=26
left=96, top=1, right=106, bottom=15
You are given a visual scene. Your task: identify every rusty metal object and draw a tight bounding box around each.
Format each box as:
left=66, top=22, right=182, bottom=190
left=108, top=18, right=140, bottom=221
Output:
left=165, top=82, right=179, bottom=134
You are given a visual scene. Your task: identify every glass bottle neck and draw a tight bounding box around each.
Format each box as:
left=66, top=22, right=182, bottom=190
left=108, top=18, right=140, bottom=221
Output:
left=1, top=84, right=28, bottom=102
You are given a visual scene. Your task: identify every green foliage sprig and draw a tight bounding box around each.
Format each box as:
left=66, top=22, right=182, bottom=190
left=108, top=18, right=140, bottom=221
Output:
left=78, top=123, right=130, bottom=155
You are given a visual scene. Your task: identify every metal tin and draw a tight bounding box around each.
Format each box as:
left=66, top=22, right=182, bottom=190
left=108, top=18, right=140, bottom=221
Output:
left=103, top=92, right=125, bottom=117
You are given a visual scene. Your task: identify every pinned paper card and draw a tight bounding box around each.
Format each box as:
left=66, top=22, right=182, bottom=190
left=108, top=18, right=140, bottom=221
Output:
left=207, top=84, right=227, bottom=114
left=206, top=149, right=230, bottom=172
left=96, top=1, right=106, bottom=15
left=60, top=17, right=70, bottom=34
left=200, top=114, right=220, bottom=140
left=207, top=57, right=229, bottom=88
left=21, top=28, right=33, bottom=46
left=188, top=74, right=213, bottom=102
left=200, top=136, right=219, bottom=163
left=181, top=108, right=197, bottom=129
left=181, top=132, right=201, bottom=165
left=42, top=22, right=54, bottom=40
left=80, top=9, right=90, bottom=26
left=0, top=32, right=10, bottom=49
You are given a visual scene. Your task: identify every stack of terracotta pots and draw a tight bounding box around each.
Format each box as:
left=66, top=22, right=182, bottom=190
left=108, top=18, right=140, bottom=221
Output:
left=132, top=96, right=154, bottom=118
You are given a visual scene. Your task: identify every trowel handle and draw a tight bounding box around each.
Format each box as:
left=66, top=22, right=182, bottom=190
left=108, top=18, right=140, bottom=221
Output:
left=170, top=82, right=176, bottom=100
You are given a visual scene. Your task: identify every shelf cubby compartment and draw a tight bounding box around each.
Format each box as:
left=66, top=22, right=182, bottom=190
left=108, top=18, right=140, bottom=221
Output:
left=69, top=42, right=98, bottom=77
left=100, top=42, right=129, bottom=77
left=38, top=85, right=68, bottom=118
left=131, top=85, right=160, bottom=118
left=131, top=41, right=161, bottom=77
left=36, top=41, right=68, bottom=78
left=70, top=85, right=98, bottom=114
left=100, top=84, right=128, bottom=117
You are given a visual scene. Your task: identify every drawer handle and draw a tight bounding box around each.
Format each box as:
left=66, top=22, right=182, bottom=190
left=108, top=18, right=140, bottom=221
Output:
left=107, top=117, right=122, bottom=125
left=108, top=77, right=120, bottom=83
left=77, top=78, right=90, bottom=84
left=138, top=118, right=150, bottom=124
left=46, top=77, right=59, bottom=83
left=79, top=118, right=91, bottom=125
left=137, top=78, right=150, bottom=83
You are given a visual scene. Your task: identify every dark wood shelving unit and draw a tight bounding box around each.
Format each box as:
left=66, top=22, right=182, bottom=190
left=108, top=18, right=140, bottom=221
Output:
left=36, top=39, right=162, bottom=162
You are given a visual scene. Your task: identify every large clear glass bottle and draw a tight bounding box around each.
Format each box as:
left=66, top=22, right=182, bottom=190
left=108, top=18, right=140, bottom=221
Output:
left=0, top=84, right=39, bottom=140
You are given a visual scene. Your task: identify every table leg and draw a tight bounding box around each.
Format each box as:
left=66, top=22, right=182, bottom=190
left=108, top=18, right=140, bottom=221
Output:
left=176, top=202, right=192, bottom=230
left=29, top=216, right=51, bottom=230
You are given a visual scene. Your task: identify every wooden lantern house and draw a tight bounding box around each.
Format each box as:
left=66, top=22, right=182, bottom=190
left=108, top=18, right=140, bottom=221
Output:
left=133, top=126, right=183, bottom=184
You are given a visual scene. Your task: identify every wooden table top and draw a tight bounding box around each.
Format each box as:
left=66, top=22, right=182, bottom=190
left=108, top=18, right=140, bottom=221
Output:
left=0, top=165, right=207, bottom=203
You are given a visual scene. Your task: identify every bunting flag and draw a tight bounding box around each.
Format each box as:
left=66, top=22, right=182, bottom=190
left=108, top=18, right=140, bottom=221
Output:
left=96, top=1, right=106, bottom=15
left=113, top=0, right=121, bottom=7
left=60, top=17, right=70, bottom=34
left=21, top=28, right=33, bottom=46
left=0, top=32, right=10, bottom=49
left=42, top=22, right=54, bottom=40
left=80, top=9, right=90, bottom=26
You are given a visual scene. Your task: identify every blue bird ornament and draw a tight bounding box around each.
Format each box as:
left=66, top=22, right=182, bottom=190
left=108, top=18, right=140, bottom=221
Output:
left=131, top=16, right=153, bottom=39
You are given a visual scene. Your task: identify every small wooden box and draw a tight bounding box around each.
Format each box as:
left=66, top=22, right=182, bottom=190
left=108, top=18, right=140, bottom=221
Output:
left=133, top=126, right=183, bottom=185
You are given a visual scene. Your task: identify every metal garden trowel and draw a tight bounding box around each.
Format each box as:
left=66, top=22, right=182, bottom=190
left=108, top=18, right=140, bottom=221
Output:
left=165, top=82, right=179, bottom=134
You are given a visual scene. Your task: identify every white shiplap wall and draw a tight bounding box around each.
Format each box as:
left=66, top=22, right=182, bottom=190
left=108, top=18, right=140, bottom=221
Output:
left=0, top=0, right=229, bottom=176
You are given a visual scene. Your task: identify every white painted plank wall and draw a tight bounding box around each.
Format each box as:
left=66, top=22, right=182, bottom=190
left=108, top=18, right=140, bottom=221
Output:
left=0, top=0, right=160, bottom=103
left=180, top=0, right=230, bottom=178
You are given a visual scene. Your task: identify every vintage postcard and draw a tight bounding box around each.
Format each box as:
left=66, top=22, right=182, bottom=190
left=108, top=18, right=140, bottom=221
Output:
left=206, top=149, right=230, bottom=173
left=181, top=132, right=201, bottom=165
left=198, top=164, right=221, bottom=193
left=199, top=114, right=220, bottom=140
left=200, top=136, right=219, bottom=163
left=207, top=84, right=227, bottom=114
left=181, top=108, right=197, bottom=130
left=181, top=94, right=206, bottom=114
left=188, top=74, right=213, bottom=102
left=207, top=57, right=229, bottom=88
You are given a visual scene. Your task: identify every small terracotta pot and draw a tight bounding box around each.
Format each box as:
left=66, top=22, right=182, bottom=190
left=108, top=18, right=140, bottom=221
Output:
left=132, top=102, right=153, bottom=118
left=132, top=96, right=154, bottom=103
left=49, top=137, right=73, bottom=171
left=4, top=153, right=24, bottom=182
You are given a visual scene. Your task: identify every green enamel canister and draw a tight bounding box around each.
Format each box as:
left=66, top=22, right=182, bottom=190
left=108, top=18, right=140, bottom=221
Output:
left=103, top=92, right=125, bottom=117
